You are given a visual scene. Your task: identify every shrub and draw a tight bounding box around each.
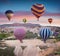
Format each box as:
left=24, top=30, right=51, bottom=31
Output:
left=25, top=31, right=38, bottom=39
left=0, top=33, right=11, bottom=40
left=0, top=47, right=15, bottom=56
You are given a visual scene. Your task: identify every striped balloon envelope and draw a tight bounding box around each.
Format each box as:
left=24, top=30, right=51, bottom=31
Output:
left=39, top=27, right=52, bottom=43
left=31, top=4, right=45, bottom=21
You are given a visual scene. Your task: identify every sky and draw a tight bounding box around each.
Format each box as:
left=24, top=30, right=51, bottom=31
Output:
left=0, top=0, right=60, bottom=26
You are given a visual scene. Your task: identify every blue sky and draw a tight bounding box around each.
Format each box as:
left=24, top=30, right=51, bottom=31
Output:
left=0, top=0, right=60, bottom=26
left=0, top=0, right=60, bottom=13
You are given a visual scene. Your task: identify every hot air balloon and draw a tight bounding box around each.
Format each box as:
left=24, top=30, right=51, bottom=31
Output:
left=31, top=4, right=45, bottom=21
left=39, top=28, right=52, bottom=43
left=14, top=28, right=26, bottom=43
left=48, top=18, right=52, bottom=24
left=23, top=18, right=27, bottom=23
left=53, top=32, right=59, bottom=37
left=5, top=10, right=14, bottom=21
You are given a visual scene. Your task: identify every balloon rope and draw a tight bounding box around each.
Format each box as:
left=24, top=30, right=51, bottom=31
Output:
left=37, top=18, right=39, bottom=21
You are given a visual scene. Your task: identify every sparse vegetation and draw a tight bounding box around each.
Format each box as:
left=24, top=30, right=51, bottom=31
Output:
left=54, top=48, right=60, bottom=55
left=0, top=47, right=15, bottom=56
left=0, top=33, right=10, bottom=40
left=25, top=31, right=38, bottom=39
left=55, top=34, right=60, bottom=42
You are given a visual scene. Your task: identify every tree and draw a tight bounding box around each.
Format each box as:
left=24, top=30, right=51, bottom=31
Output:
left=25, top=31, right=38, bottom=39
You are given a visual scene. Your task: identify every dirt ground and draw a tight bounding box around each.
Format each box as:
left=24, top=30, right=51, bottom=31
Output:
left=5, top=39, right=60, bottom=56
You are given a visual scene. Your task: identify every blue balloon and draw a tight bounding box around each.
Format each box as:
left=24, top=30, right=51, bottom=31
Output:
left=39, top=27, right=52, bottom=42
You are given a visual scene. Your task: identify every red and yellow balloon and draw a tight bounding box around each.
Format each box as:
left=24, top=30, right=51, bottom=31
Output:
left=31, top=4, right=45, bottom=21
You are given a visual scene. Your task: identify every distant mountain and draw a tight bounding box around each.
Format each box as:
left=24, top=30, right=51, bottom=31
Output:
left=0, top=23, right=41, bottom=28
left=0, top=23, right=60, bottom=30
left=0, top=23, right=60, bottom=33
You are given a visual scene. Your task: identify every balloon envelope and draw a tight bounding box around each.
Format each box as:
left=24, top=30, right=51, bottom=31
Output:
left=53, top=32, right=59, bottom=37
left=14, top=28, right=26, bottom=42
left=23, top=18, right=27, bottom=23
left=5, top=10, right=14, bottom=21
left=48, top=18, right=52, bottom=24
left=31, top=4, right=45, bottom=21
left=39, top=28, right=52, bottom=42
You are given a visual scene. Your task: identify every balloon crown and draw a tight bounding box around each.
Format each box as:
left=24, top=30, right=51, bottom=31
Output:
left=5, top=10, right=13, bottom=14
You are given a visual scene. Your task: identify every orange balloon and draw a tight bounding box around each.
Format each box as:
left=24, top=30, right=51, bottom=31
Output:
left=48, top=18, right=52, bottom=24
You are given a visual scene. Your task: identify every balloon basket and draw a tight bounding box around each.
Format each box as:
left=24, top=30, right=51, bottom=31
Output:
left=21, top=46, right=27, bottom=50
